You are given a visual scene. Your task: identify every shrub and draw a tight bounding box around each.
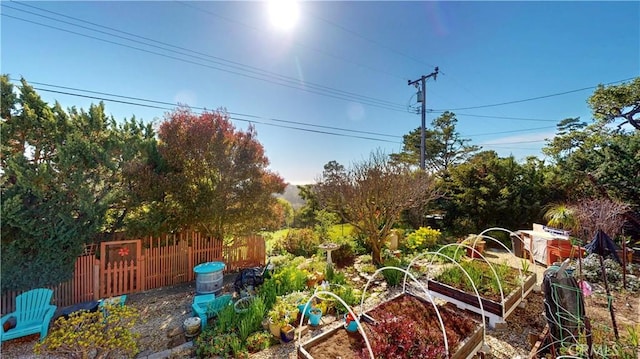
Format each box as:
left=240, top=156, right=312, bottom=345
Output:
left=403, top=227, right=442, bottom=253
left=34, top=305, right=139, bottom=359
left=195, top=331, right=241, bottom=358
left=281, top=228, right=320, bottom=257
left=332, top=236, right=357, bottom=267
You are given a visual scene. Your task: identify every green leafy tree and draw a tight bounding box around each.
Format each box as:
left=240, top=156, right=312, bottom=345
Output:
left=314, top=152, right=439, bottom=265
left=154, top=108, right=286, bottom=238
left=295, top=184, right=320, bottom=228
left=314, top=209, right=339, bottom=241
left=589, top=77, right=640, bottom=130
left=391, top=111, right=479, bottom=174
left=1, top=76, right=149, bottom=290
left=543, top=118, right=640, bottom=206
left=439, top=151, right=559, bottom=235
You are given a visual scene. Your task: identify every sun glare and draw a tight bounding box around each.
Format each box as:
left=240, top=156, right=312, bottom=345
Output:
left=268, top=0, right=300, bottom=31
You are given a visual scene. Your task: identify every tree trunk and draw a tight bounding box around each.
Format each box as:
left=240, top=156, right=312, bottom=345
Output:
left=370, top=239, right=382, bottom=266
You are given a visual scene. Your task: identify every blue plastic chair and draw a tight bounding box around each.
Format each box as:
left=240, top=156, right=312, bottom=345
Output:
left=1, top=288, right=57, bottom=342
left=98, top=295, right=127, bottom=318
left=191, top=293, right=232, bottom=330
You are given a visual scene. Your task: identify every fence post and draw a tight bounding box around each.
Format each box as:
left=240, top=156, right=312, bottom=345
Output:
left=139, top=255, right=146, bottom=291
left=187, top=245, right=193, bottom=281
left=93, top=258, right=101, bottom=300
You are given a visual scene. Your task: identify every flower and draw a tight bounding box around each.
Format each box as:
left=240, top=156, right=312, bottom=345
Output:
left=118, top=247, right=129, bottom=257
left=345, top=313, right=355, bottom=324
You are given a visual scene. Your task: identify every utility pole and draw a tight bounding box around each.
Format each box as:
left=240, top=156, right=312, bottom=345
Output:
left=408, top=67, right=438, bottom=170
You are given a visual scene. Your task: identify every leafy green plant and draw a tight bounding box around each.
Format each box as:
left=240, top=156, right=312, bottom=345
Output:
left=403, top=226, right=442, bottom=253
left=361, top=263, right=377, bottom=274
left=332, top=270, right=347, bottom=285
left=282, top=291, right=310, bottom=309
left=34, top=305, right=140, bottom=359
left=267, top=297, right=298, bottom=328
left=325, top=263, right=335, bottom=282
left=380, top=257, right=404, bottom=287
left=436, top=260, right=519, bottom=300
left=195, top=331, right=241, bottom=358
left=246, top=331, right=277, bottom=353
left=238, top=319, right=253, bottom=344
left=521, top=258, right=530, bottom=274
left=360, top=254, right=373, bottom=264
left=333, top=284, right=361, bottom=314
left=213, top=304, right=237, bottom=334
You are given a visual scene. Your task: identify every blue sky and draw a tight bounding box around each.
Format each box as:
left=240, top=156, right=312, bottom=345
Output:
left=2, top=1, right=638, bottom=184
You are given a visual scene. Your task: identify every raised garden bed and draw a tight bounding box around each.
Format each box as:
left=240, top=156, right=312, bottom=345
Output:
left=427, top=259, right=537, bottom=328
left=297, top=292, right=484, bottom=359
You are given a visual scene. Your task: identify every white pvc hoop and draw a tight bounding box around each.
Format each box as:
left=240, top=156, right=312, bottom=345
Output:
left=296, top=290, right=374, bottom=359
left=478, top=227, right=528, bottom=260
left=435, top=243, right=505, bottom=305
left=360, top=266, right=450, bottom=358
left=476, top=234, right=526, bottom=297
left=405, top=250, right=488, bottom=342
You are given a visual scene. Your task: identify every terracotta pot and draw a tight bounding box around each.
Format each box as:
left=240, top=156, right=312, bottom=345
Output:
left=306, top=278, right=317, bottom=288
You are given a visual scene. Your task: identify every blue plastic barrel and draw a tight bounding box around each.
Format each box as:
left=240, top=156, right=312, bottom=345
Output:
left=194, top=262, right=225, bottom=294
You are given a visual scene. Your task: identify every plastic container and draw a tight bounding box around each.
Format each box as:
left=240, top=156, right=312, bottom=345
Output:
left=194, top=262, right=225, bottom=294
left=308, top=308, right=322, bottom=326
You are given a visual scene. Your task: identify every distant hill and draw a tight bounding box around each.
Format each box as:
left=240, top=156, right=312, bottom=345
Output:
left=276, top=184, right=307, bottom=209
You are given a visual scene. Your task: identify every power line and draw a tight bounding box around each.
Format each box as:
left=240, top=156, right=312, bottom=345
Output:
left=2, top=6, right=408, bottom=113
left=433, top=111, right=559, bottom=123
left=6, top=3, right=629, bottom=120
left=15, top=79, right=561, bottom=145
left=23, top=80, right=400, bottom=139
left=466, top=126, right=556, bottom=137
left=4, top=3, right=405, bottom=110
left=432, top=77, right=637, bottom=111
left=477, top=139, right=547, bottom=146
left=174, top=0, right=408, bottom=81
left=311, top=13, right=436, bottom=72
left=26, top=85, right=402, bottom=144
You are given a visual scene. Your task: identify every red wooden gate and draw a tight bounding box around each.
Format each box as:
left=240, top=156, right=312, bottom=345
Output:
left=99, top=240, right=143, bottom=297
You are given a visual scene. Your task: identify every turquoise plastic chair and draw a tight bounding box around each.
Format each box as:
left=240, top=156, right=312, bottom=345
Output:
left=1, top=288, right=57, bottom=342
left=191, top=293, right=232, bottom=330
left=98, top=295, right=127, bottom=318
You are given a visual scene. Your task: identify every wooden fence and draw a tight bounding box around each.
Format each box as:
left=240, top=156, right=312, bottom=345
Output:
left=1, top=233, right=265, bottom=315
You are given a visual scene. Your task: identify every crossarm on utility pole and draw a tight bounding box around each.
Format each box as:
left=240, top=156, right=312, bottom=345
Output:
left=407, top=67, right=439, bottom=171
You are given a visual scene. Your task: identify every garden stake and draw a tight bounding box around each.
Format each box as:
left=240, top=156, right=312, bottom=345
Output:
left=621, top=231, right=627, bottom=290
left=597, top=254, right=619, bottom=340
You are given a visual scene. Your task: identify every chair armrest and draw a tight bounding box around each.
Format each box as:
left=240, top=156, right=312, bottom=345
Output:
left=1, top=313, right=16, bottom=335
left=191, top=302, right=205, bottom=315
left=1, top=314, right=14, bottom=325
left=44, top=305, right=57, bottom=322
left=193, top=293, right=216, bottom=305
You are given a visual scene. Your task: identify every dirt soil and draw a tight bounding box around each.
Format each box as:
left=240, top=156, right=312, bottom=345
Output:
left=305, top=329, right=364, bottom=359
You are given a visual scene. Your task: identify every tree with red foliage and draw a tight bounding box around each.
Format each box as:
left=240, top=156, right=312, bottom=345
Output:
left=157, top=108, right=285, bottom=238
